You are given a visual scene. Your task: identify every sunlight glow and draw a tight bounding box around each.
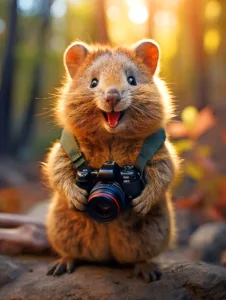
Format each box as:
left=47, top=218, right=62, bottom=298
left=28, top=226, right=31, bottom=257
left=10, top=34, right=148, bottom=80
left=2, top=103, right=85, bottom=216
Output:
left=126, top=0, right=138, bottom=6
left=107, top=5, right=122, bottom=22
left=204, top=29, right=221, bottom=54
left=205, top=0, right=221, bottom=21
left=68, top=0, right=83, bottom=4
left=154, top=11, right=177, bottom=28
left=163, top=37, right=178, bottom=59
left=128, top=4, right=149, bottom=24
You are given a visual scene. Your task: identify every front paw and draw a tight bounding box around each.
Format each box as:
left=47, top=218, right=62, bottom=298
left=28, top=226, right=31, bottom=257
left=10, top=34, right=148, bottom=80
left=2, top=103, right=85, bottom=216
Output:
left=67, top=185, right=88, bottom=211
left=132, top=191, right=152, bottom=217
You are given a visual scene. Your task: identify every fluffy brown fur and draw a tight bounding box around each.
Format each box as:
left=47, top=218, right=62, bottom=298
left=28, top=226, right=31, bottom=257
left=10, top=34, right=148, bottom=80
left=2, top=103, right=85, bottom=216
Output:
left=43, top=39, right=179, bottom=282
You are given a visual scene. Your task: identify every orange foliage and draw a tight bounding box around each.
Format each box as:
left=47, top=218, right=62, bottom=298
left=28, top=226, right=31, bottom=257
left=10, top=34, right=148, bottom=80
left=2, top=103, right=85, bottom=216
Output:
left=168, top=107, right=216, bottom=140
left=0, top=184, right=49, bottom=214
left=171, top=106, right=226, bottom=221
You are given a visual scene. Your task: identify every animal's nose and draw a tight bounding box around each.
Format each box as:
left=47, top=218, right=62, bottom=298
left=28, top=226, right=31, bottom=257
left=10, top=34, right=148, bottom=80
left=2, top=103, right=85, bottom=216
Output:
left=105, top=88, right=121, bottom=108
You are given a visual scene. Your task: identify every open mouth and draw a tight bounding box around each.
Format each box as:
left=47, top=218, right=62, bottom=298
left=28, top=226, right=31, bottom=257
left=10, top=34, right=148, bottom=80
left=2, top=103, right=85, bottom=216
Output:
left=102, top=110, right=125, bottom=128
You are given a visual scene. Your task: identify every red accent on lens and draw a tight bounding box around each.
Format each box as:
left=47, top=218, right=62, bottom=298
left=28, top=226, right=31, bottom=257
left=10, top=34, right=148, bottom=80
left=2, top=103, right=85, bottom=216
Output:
left=88, top=192, right=120, bottom=213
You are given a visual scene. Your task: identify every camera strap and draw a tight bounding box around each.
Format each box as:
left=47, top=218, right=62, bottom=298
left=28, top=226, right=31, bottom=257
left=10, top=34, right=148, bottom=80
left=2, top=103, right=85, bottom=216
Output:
left=60, top=128, right=166, bottom=177
left=60, top=129, right=88, bottom=170
left=135, top=128, right=166, bottom=179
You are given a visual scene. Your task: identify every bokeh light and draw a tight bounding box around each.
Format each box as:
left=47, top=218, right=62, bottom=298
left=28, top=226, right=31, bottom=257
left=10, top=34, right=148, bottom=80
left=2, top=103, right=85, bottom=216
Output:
left=128, top=3, right=149, bottom=24
left=0, top=19, right=6, bottom=35
left=18, top=0, right=35, bottom=12
left=50, top=0, right=67, bottom=18
left=204, top=29, right=221, bottom=54
left=205, top=0, right=221, bottom=21
left=17, top=0, right=41, bottom=15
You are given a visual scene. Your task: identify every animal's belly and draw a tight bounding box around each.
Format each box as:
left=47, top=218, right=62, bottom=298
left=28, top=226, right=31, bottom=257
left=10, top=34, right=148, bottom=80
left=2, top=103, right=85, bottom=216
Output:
left=49, top=195, right=169, bottom=263
left=107, top=213, right=147, bottom=263
left=74, top=214, right=112, bottom=261
left=107, top=206, right=170, bottom=263
left=48, top=202, right=112, bottom=261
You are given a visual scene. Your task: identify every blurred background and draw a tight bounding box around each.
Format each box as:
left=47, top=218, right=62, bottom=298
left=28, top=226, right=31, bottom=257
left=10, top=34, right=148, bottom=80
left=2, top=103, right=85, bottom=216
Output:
left=0, top=0, right=226, bottom=257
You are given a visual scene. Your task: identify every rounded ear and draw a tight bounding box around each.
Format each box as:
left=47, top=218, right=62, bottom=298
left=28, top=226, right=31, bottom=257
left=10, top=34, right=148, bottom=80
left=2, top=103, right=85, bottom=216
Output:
left=133, top=39, right=160, bottom=75
left=64, top=42, right=89, bottom=78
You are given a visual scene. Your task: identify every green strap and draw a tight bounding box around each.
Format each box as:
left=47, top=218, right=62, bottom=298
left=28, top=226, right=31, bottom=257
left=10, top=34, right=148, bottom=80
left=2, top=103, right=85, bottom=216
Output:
left=135, top=128, right=166, bottom=177
left=60, top=128, right=166, bottom=176
left=60, top=129, right=87, bottom=169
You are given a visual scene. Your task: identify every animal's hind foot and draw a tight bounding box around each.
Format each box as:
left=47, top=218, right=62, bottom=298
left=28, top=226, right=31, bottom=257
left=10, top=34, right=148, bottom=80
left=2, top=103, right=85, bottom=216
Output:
left=133, top=262, right=162, bottom=283
left=47, top=258, right=76, bottom=276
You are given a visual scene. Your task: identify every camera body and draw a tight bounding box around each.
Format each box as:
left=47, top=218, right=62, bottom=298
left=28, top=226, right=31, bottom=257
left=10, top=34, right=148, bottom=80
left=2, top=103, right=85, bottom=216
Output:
left=75, top=161, right=144, bottom=223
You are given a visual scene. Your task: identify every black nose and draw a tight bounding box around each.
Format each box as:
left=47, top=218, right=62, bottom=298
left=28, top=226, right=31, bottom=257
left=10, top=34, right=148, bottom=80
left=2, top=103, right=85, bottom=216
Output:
left=105, top=88, right=121, bottom=108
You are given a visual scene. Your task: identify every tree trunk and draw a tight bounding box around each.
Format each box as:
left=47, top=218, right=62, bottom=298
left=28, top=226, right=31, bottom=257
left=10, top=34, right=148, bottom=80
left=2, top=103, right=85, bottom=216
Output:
left=146, top=0, right=157, bottom=38
left=14, top=0, right=53, bottom=157
left=0, top=0, right=18, bottom=155
left=187, top=0, right=208, bottom=110
left=93, top=0, right=109, bottom=44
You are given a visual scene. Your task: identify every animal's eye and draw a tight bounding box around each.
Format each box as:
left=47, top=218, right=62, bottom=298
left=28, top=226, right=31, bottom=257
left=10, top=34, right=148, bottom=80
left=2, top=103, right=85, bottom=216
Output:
left=127, top=76, right=137, bottom=86
left=90, top=78, right=99, bottom=88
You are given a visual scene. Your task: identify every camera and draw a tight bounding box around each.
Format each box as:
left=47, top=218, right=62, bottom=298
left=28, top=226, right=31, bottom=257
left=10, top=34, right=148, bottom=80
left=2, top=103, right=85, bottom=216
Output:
left=75, top=161, right=144, bottom=223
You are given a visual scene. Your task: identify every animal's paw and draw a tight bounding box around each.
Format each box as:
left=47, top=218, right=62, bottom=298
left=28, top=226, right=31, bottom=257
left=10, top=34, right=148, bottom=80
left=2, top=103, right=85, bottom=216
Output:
left=132, top=192, right=152, bottom=217
left=47, top=258, right=76, bottom=276
left=133, top=262, right=162, bottom=283
left=67, top=185, right=88, bottom=211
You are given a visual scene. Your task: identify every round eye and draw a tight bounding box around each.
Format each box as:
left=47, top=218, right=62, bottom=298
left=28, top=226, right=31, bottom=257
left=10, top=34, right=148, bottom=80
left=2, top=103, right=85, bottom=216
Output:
left=90, top=78, right=99, bottom=88
left=127, top=76, right=137, bottom=86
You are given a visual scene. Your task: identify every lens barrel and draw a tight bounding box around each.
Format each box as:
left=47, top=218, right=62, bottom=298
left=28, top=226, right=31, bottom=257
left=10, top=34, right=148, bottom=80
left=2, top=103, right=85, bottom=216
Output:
left=87, top=182, right=127, bottom=223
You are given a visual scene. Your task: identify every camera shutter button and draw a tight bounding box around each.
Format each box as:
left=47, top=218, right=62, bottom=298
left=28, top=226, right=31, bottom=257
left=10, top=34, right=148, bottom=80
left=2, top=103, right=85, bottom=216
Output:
left=78, top=169, right=89, bottom=177
left=123, top=165, right=134, bottom=171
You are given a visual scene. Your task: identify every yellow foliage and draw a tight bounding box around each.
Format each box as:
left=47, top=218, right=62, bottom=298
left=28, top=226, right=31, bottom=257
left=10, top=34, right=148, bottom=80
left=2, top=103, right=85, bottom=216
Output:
left=185, top=162, right=204, bottom=181
left=181, top=106, right=198, bottom=130
left=173, top=139, right=194, bottom=153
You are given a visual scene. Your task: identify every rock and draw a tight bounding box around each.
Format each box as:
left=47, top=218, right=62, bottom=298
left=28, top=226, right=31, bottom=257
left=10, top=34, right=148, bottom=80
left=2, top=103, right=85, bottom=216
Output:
left=175, top=209, right=197, bottom=245
left=189, top=222, right=226, bottom=264
left=0, top=256, right=226, bottom=300
left=0, top=256, right=22, bottom=288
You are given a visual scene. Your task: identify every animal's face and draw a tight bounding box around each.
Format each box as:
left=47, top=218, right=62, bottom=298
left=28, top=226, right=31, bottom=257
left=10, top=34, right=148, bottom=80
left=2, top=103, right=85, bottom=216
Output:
left=57, top=40, right=172, bottom=139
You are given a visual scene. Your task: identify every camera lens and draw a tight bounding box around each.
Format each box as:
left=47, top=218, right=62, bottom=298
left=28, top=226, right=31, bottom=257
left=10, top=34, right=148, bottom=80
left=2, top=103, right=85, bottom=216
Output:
left=87, top=182, right=127, bottom=223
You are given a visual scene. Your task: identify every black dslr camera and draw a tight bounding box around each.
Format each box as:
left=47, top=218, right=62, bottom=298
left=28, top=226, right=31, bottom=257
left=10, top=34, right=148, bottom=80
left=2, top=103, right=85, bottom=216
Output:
left=75, top=161, right=144, bottom=223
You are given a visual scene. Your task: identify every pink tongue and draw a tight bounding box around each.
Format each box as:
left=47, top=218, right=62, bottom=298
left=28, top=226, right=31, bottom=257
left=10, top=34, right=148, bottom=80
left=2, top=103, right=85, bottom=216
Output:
left=107, top=112, right=120, bottom=127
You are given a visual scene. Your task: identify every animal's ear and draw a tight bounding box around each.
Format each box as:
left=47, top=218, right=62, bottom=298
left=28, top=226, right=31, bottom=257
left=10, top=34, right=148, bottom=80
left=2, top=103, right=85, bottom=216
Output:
left=64, top=42, right=89, bottom=78
left=133, top=39, right=160, bottom=75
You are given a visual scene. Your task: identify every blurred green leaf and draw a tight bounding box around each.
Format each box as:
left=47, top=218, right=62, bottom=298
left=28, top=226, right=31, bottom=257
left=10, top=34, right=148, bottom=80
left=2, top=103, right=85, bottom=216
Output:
left=181, top=106, right=198, bottom=130
left=185, top=162, right=204, bottom=181
left=173, top=139, right=194, bottom=153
